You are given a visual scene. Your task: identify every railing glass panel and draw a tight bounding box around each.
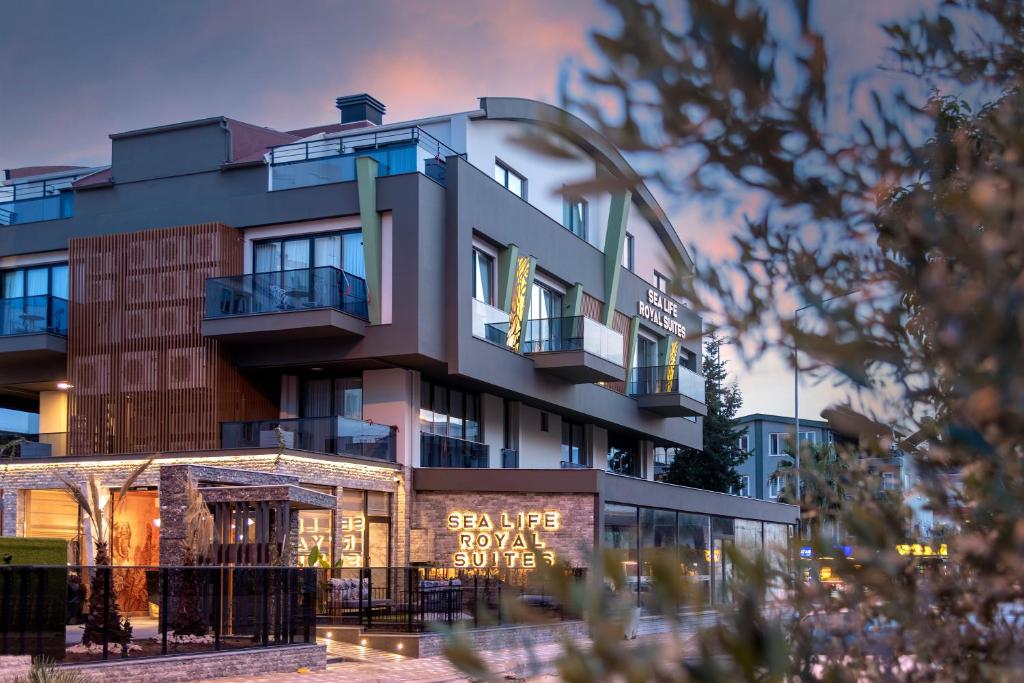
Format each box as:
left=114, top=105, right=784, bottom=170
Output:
left=420, top=432, right=489, bottom=468
left=205, top=267, right=368, bottom=321
left=520, top=316, right=624, bottom=366
left=629, top=365, right=706, bottom=403
left=221, top=416, right=396, bottom=462
left=0, top=295, right=68, bottom=336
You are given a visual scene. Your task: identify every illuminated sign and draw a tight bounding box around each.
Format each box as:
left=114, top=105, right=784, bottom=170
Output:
left=447, top=510, right=559, bottom=568
left=506, top=256, right=531, bottom=350
left=896, top=543, right=948, bottom=557
left=638, top=289, right=686, bottom=337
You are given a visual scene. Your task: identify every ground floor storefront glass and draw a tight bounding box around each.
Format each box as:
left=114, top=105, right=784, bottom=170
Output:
left=603, top=502, right=793, bottom=610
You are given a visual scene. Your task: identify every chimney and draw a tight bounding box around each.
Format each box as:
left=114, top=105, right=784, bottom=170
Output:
left=336, top=94, right=386, bottom=125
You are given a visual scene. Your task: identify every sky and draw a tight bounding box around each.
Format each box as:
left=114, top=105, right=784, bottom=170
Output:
left=0, top=0, right=933, bottom=426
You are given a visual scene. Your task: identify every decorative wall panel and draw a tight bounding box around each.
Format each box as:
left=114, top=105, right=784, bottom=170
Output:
left=67, top=223, right=274, bottom=455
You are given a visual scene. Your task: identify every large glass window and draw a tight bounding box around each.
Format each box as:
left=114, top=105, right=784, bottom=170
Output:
left=529, top=282, right=562, bottom=321
left=1, top=263, right=68, bottom=299
left=300, top=376, right=362, bottom=419
left=254, top=231, right=364, bottom=277
left=640, top=508, right=677, bottom=607
left=298, top=509, right=333, bottom=566
left=769, top=431, right=816, bottom=456
left=472, top=248, right=495, bottom=305
left=622, top=233, right=635, bottom=272
left=419, top=380, right=482, bottom=443
left=494, top=161, right=526, bottom=198
left=633, top=336, right=656, bottom=369
left=607, top=432, right=641, bottom=477
left=678, top=513, right=711, bottom=606
left=339, top=489, right=391, bottom=568
left=764, top=522, right=792, bottom=602
left=603, top=504, right=639, bottom=592
left=563, top=199, right=587, bottom=239
left=561, top=420, right=585, bottom=466
left=711, top=517, right=736, bottom=604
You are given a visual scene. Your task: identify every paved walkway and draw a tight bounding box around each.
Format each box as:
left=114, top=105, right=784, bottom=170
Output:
left=200, top=629, right=697, bottom=683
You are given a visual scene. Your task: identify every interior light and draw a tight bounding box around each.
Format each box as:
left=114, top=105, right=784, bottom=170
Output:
left=396, top=643, right=403, bottom=650
left=153, top=518, right=161, bottom=528
left=57, top=382, right=73, bottom=390
left=360, top=639, right=367, bottom=646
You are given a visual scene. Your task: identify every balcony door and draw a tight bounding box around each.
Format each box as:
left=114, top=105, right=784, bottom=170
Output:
left=527, top=282, right=563, bottom=352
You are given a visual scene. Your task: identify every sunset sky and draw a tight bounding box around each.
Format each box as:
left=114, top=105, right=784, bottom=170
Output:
left=0, top=0, right=933, bottom=425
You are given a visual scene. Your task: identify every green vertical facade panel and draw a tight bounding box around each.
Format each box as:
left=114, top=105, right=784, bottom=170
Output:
left=356, top=156, right=382, bottom=325
left=563, top=283, right=583, bottom=318
left=602, top=191, right=632, bottom=326
left=625, top=315, right=641, bottom=377
left=497, top=243, right=520, bottom=312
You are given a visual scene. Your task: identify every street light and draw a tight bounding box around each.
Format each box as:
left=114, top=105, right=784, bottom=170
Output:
left=793, top=290, right=860, bottom=502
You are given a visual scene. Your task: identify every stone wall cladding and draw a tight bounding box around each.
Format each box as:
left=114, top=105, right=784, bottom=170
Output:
left=412, top=492, right=597, bottom=568
left=417, top=620, right=590, bottom=657
left=61, top=643, right=325, bottom=682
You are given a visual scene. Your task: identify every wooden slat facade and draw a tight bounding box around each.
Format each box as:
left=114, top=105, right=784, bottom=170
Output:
left=67, top=223, right=274, bottom=455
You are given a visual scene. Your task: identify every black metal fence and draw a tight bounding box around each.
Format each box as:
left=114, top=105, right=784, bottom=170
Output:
left=317, top=566, right=585, bottom=633
left=0, top=565, right=316, bottom=662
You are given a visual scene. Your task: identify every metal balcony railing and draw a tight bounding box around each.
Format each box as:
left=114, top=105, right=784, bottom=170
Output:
left=420, top=432, right=489, bottom=468
left=487, top=315, right=625, bottom=366
left=0, top=176, right=82, bottom=225
left=0, top=295, right=68, bottom=336
left=629, top=365, right=706, bottom=404
left=221, top=416, right=396, bottom=462
left=205, top=267, right=369, bottom=321
left=267, top=126, right=464, bottom=191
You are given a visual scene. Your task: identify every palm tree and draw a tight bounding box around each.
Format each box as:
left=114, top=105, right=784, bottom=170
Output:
left=60, top=457, right=153, bottom=647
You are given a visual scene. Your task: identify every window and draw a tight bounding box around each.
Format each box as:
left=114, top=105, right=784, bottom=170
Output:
left=769, top=431, right=817, bottom=456
left=419, top=380, right=482, bottom=443
left=561, top=420, right=585, bottom=466
left=767, top=476, right=781, bottom=499
left=633, top=335, right=656, bottom=369
left=734, top=476, right=751, bottom=497
left=494, top=161, right=526, bottom=198
left=1, top=263, right=68, bottom=299
left=563, top=199, right=587, bottom=239
left=654, top=447, right=671, bottom=465
left=622, top=233, right=635, bottom=272
left=529, top=282, right=562, bottom=320
left=653, top=271, right=669, bottom=293
left=607, top=432, right=641, bottom=477
left=881, top=472, right=899, bottom=491
left=254, top=231, right=364, bottom=278
left=540, top=411, right=550, bottom=432
left=472, top=248, right=495, bottom=305
left=300, top=376, right=362, bottom=419
left=738, top=434, right=750, bottom=452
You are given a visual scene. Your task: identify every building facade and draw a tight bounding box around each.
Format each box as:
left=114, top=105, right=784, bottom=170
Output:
left=735, top=414, right=836, bottom=501
left=0, top=94, right=796, bottom=603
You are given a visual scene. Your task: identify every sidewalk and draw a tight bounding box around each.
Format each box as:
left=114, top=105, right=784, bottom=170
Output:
left=200, top=629, right=698, bottom=683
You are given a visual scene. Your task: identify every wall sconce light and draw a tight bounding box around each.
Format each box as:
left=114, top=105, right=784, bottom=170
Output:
left=57, top=381, right=73, bottom=390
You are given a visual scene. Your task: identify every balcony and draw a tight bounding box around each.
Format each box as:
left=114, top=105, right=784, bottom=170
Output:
left=420, top=432, right=489, bottom=468
left=220, top=416, right=396, bottom=462
left=518, top=316, right=625, bottom=383
left=0, top=295, right=68, bottom=369
left=202, top=267, right=368, bottom=342
left=629, top=365, right=707, bottom=418
left=11, top=432, right=68, bottom=458
left=268, top=126, right=463, bottom=191
left=0, top=177, right=76, bottom=226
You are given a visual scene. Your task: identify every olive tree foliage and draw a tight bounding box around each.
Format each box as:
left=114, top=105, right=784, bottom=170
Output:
left=443, top=1, right=1024, bottom=681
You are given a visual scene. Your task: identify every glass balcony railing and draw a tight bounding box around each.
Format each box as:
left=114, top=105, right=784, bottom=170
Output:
left=420, top=432, right=489, bottom=468
left=0, top=176, right=82, bottom=225
left=221, top=416, right=396, bottom=462
left=268, top=126, right=463, bottom=191
left=629, top=365, right=706, bottom=404
left=0, top=295, right=68, bottom=336
left=204, top=267, right=369, bottom=321
left=520, top=316, right=624, bottom=365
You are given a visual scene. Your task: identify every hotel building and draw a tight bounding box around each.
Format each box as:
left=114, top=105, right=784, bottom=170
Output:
left=0, top=94, right=796, bottom=604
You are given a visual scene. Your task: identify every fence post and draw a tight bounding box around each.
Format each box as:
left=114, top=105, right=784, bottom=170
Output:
left=473, top=575, right=478, bottom=629
left=101, top=567, right=110, bottom=660
left=366, top=568, right=373, bottom=632
left=214, top=567, right=222, bottom=651
left=261, top=567, right=270, bottom=646
left=497, top=579, right=503, bottom=625
left=160, top=568, right=168, bottom=655
left=407, top=568, right=414, bottom=633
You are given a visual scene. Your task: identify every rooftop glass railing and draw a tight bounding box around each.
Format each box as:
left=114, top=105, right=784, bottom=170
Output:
left=0, top=295, right=68, bottom=337
left=205, top=266, right=369, bottom=321
left=221, top=416, right=396, bottom=462
left=420, top=432, right=489, bottom=468
left=268, top=126, right=463, bottom=191
left=0, top=176, right=84, bottom=225
left=629, top=365, right=706, bottom=404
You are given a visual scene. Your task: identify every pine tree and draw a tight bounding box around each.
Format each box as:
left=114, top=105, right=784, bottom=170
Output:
left=662, top=334, right=746, bottom=493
